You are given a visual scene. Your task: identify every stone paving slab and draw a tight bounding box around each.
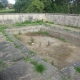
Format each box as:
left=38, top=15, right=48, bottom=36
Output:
left=0, top=41, right=27, bottom=62
left=0, top=32, right=6, bottom=42
left=61, top=61, right=80, bottom=80
left=0, top=60, right=63, bottom=80
left=0, top=40, right=63, bottom=80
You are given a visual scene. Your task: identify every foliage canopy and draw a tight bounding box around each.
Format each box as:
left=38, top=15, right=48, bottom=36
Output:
left=14, top=0, right=80, bottom=14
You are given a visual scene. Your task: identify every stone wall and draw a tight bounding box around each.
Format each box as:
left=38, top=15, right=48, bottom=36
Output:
left=46, top=14, right=80, bottom=27
left=0, top=13, right=47, bottom=24
left=0, top=13, right=80, bottom=27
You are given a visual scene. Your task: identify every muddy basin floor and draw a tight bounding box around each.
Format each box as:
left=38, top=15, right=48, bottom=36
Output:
left=16, top=33, right=80, bottom=70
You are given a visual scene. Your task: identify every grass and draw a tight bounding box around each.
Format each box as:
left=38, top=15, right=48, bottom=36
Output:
left=24, top=57, right=31, bottom=62
left=58, top=37, right=67, bottom=42
left=32, top=30, right=50, bottom=36
left=0, top=9, right=15, bottom=13
left=29, top=50, right=36, bottom=55
left=42, top=58, right=48, bottom=62
left=14, top=43, right=20, bottom=48
left=75, top=67, right=80, bottom=73
left=34, top=63, right=46, bottom=73
left=13, top=20, right=54, bottom=27
left=13, top=20, right=43, bottom=27
left=14, top=34, right=21, bottom=41
left=24, top=57, right=46, bottom=73
left=0, top=25, right=14, bottom=42
left=45, top=21, right=54, bottom=24
left=64, top=28, right=70, bottom=31
left=66, top=25, right=80, bottom=29
left=58, top=24, right=80, bottom=29
left=0, top=60, right=8, bottom=71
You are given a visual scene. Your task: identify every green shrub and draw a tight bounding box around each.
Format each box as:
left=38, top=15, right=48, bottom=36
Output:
left=75, top=67, right=80, bottom=73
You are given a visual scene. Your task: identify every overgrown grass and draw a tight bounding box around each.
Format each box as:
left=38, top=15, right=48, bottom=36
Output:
left=58, top=37, right=67, bottom=42
left=75, top=67, right=80, bottom=73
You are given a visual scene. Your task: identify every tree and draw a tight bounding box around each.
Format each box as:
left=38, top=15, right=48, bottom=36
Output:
left=40, top=0, right=53, bottom=12
left=0, top=0, right=8, bottom=8
left=14, top=0, right=33, bottom=12
left=0, top=2, right=3, bottom=8
left=27, top=0, right=44, bottom=12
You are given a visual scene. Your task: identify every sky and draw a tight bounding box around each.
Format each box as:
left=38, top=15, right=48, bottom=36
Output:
left=8, top=0, right=15, bottom=4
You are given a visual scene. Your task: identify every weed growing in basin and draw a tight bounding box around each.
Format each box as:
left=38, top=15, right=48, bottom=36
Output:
left=28, top=37, right=34, bottom=45
left=24, top=57, right=37, bottom=65
left=33, top=30, right=50, bottom=36
left=39, top=31, right=49, bottom=36
left=51, top=61, right=54, bottom=65
left=35, top=20, right=43, bottom=24
left=58, top=37, right=67, bottom=42
left=6, top=35, right=13, bottom=42
left=0, top=60, right=3, bottom=64
left=14, top=43, right=20, bottom=48
left=30, top=60, right=38, bottom=65
left=65, top=25, right=80, bottom=29
left=24, top=57, right=46, bottom=73
left=39, top=42, right=41, bottom=47
left=75, top=67, right=80, bottom=73
left=0, top=25, right=13, bottom=42
left=64, top=28, right=70, bottom=31
left=43, top=58, right=48, bottom=62
left=12, top=57, right=19, bottom=61
left=45, top=21, right=54, bottom=24
left=13, top=20, right=44, bottom=27
left=34, top=63, right=46, bottom=73
left=46, top=41, right=50, bottom=46
left=18, top=31, right=22, bottom=35
left=14, top=35, right=21, bottom=41
left=31, top=37, right=34, bottom=43
left=24, top=57, right=31, bottom=62
left=68, top=76, right=71, bottom=80
left=29, top=50, right=36, bottom=55
left=0, top=60, right=8, bottom=71
left=13, top=20, right=32, bottom=26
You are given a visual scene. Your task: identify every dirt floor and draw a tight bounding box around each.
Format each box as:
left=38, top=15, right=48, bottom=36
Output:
left=16, top=33, right=80, bottom=70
